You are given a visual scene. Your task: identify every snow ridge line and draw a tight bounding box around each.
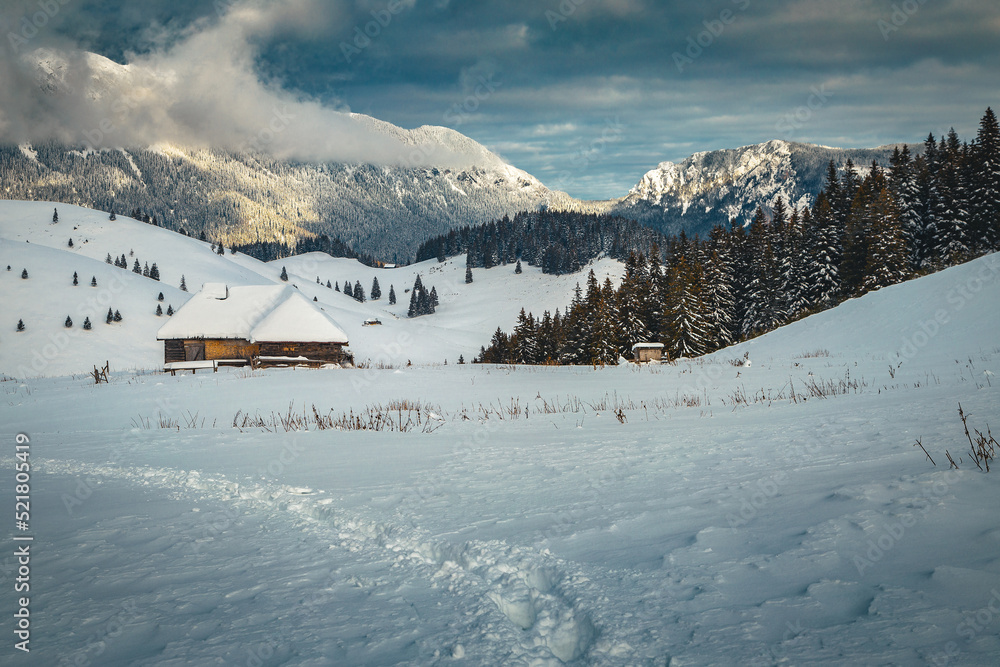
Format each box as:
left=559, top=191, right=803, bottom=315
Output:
left=32, top=458, right=606, bottom=664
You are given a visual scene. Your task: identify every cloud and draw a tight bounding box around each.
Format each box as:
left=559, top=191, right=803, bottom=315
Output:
left=0, top=0, right=476, bottom=167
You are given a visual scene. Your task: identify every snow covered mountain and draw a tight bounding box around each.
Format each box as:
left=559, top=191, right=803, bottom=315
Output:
left=609, top=139, right=915, bottom=237
left=1, top=49, right=915, bottom=261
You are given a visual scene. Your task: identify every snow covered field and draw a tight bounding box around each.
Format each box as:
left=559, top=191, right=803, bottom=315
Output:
left=2, top=230, right=999, bottom=664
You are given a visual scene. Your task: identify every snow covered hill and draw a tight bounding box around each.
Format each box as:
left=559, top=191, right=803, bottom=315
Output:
left=0, top=201, right=624, bottom=377
left=1, top=248, right=997, bottom=665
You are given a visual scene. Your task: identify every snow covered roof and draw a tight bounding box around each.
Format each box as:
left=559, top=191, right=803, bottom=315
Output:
left=157, top=285, right=349, bottom=344
left=632, top=343, right=664, bottom=350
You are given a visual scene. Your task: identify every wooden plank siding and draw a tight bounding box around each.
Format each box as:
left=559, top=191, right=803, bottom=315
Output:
left=205, top=339, right=259, bottom=361
left=258, top=342, right=344, bottom=364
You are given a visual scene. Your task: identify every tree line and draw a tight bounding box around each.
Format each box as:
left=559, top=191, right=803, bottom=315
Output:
left=476, top=108, right=1000, bottom=365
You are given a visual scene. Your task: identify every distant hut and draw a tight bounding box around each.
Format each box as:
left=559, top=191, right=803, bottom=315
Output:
left=157, top=283, right=349, bottom=371
left=631, top=342, right=665, bottom=364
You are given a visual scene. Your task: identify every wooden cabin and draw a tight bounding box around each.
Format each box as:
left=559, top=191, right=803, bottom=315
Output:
left=631, top=342, right=665, bottom=364
left=157, top=283, right=349, bottom=370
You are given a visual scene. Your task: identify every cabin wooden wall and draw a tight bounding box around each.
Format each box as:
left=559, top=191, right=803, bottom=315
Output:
left=635, top=348, right=663, bottom=363
left=259, top=342, right=343, bottom=363
left=205, top=340, right=259, bottom=361
left=164, top=340, right=185, bottom=363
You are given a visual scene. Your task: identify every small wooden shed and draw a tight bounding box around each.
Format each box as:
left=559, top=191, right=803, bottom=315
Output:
left=631, top=342, right=665, bottom=363
left=157, top=283, right=349, bottom=369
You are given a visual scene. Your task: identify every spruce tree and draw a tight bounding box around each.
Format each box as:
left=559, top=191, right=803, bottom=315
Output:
left=465, top=266, right=473, bottom=284
left=91, top=276, right=97, bottom=287
left=150, top=264, right=159, bottom=281
left=143, top=262, right=150, bottom=277
left=16, top=319, right=24, bottom=332
left=83, top=317, right=91, bottom=330
left=156, top=304, right=163, bottom=316
left=73, top=271, right=78, bottom=286
left=429, top=286, right=439, bottom=309
left=335, top=282, right=340, bottom=292
left=65, top=316, right=73, bottom=328
left=106, top=308, right=114, bottom=324
left=68, top=238, right=74, bottom=248
left=105, top=253, right=113, bottom=264
left=109, top=210, right=116, bottom=221
left=217, top=244, right=225, bottom=255
left=371, top=276, right=381, bottom=300
left=167, top=305, right=174, bottom=316
left=114, top=310, right=122, bottom=322
left=21, top=269, right=28, bottom=279
left=971, top=107, right=1000, bottom=250
left=180, top=276, right=188, bottom=292
left=133, top=259, right=142, bottom=274
left=388, top=284, right=396, bottom=304
left=513, top=308, right=539, bottom=364
left=280, top=267, right=288, bottom=281
left=862, top=187, right=911, bottom=293
left=326, top=280, right=332, bottom=289
left=354, top=280, right=365, bottom=302
left=515, top=260, right=522, bottom=274
left=52, top=207, right=58, bottom=223
left=158, top=291, right=164, bottom=301
left=665, top=256, right=709, bottom=358
left=458, top=354, right=465, bottom=364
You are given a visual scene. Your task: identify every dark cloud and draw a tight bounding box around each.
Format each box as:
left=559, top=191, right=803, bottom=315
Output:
left=2, top=0, right=997, bottom=198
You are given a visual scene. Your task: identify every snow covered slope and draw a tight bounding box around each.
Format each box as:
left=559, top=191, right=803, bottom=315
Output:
left=1, top=253, right=997, bottom=665
left=0, top=201, right=623, bottom=377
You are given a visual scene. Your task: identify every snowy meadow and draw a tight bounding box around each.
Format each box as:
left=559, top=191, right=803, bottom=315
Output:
left=2, top=251, right=999, bottom=665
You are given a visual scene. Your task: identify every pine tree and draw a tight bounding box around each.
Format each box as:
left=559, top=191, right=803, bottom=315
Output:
left=73, top=271, right=78, bottom=286
left=120, top=253, right=127, bottom=268
left=354, top=280, right=365, bottom=302
left=664, top=256, right=709, bottom=358
left=862, top=187, right=911, bottom=293
left=158, top=292, right=164, bottom=301
left=109, top=209, right=116, bottom=221
left=458, top=354, right=465, bottom=364
left=388, top=284, right=396, bottom=304
left=180, top=276, right=188, bottom=292
left=156, top=304, right=163, bottom=316
left=150, top=264, right=159, bottom=281
left=326, top=280, right=332, bottom=289
left=16, top=319, right=24, bottom=332
left=515, top=260, right=522, bottom=274
left=217, top=244, right=225, bottom=255
left=21, top=269, right=28, bottom=279
left=701, top=247, right=735, bottom=350
left=114, top=310, right=122, bottom=322
left=971, top=107, right=1000, bottom=250
left=106, top=308, right=114, bottom=324
left=91, top=276, right=97, bottom=287
left=65, top=316, right=73, bottom=328
left=429, top=286, right=439, bottom=308
left=280, top=267, right=288, bottom=281
left=371, top=276, right=381, bottom=300
left=105, top=253, right=113, bottom=264
left=143, top=262, right=150, bottom=277
left=343, top=280, right=351, bottom=293
left=465, top=266, right=473, bottom=284
left=68, top=238, right=74, bottom=248
left=52, top=207, right=58, bottom=223
left=83, top=317, right=91, bottom=330
left=513, top=308, right=538, bottom=364
left=335, top=282, right=340, bottom=292
left=167, top=305, right=174, bottom=316
left=133, top=259, right=142, bottom=274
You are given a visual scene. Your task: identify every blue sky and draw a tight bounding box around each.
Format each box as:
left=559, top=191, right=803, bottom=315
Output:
left=2, top=0, right=998, bottom=199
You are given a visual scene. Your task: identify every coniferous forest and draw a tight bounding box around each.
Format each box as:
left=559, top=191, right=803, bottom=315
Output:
left=475, top=108, right=1000, bottom=365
